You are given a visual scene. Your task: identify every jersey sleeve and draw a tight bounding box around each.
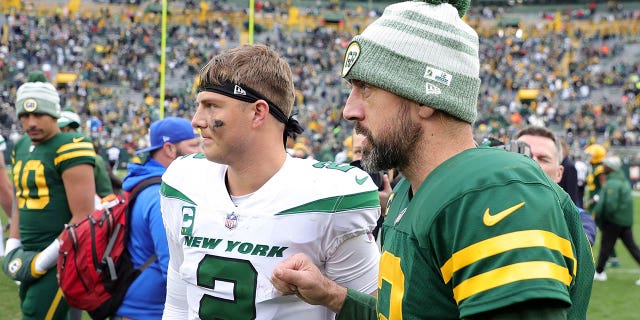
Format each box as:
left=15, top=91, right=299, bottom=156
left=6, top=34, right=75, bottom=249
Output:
left=55, top=133, right=96, bottom=172
left=307, top=162, right=381, bottom=292
left=430, top=182, right=575, bottom=318
left=160, top=156, right=202, bottom=272
left=159, top=180, right=185, bottom=273
left=93, top=155, right=114, bottom=197
left=163, top=265, right=189, bottom=319
left=326, top=233, right=380, bottom=293
left=336, top=288, right=378, bottom=320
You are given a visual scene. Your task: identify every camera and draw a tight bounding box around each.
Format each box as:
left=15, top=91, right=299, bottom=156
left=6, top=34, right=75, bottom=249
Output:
left=482, top=137, right=532, bottom=158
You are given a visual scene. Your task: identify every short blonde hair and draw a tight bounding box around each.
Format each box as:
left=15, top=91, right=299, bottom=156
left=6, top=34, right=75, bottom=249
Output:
left=199, top=44, right=295, bottom=117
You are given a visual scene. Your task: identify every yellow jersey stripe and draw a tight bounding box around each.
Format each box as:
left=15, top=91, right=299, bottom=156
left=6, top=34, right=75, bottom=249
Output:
left=54, top=150, right=96, bottom=166
left=440, top=230, right=576, bottom=283
left=45, top=288, right=64, bottom=320
left=57, top=141, right=94, bottom=153
left=452, top=261, right=572, bottom=303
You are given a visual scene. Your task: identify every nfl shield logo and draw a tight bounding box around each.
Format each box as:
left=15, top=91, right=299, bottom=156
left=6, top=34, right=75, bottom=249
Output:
left=225, top=212, right=238, bottom=230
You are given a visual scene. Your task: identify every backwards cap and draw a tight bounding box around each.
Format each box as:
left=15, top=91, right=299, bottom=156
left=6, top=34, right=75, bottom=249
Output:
left=136, top=117, right=197, bottom=154
left=341, top=0, right=480, bottom=123
left=16, top=81, right=61, bottom=119
left=58, top=110, right=81, bottom=129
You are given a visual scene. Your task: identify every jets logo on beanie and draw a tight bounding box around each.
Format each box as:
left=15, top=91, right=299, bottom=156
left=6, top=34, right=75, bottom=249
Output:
left=341, top=0, right=480, bottom=123
left=16, top=82, right=61, bottom=119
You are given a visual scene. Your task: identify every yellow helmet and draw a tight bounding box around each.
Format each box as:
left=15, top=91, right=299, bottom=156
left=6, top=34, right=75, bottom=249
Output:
left=584, top=144, right=606, bottom=165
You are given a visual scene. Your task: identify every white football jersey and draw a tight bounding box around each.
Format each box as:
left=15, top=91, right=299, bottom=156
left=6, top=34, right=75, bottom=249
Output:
left=161, top=154, right=381, bottom=319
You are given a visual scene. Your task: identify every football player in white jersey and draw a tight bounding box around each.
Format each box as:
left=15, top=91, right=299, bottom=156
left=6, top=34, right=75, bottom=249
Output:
left=160, top=44, right=381, bottom=319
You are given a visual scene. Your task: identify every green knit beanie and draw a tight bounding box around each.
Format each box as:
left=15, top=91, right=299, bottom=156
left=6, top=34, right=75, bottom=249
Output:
left=27, top=71, right=48, bottom=83
left=341, top=0, right=480, bottom=123
left=16, top=82, right=61, bottom=119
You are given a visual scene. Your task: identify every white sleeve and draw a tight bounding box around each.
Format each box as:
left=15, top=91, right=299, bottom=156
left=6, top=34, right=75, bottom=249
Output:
left=325, top=233, right=380, bottom=294
left=161, top=190, right=189, bottom=318
left=162, top=265, right=189, bottom=319
left=160, top=193, right=184, bottom=273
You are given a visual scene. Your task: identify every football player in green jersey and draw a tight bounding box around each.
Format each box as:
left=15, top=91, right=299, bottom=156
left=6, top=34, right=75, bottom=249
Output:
left=58, top=110, right=115, bottom=201
left=3, top=81, right=96, bottom=320
left=271, top=0, right=594, bottom=319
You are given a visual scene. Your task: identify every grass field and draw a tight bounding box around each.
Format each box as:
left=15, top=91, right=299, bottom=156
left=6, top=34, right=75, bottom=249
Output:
left=2, top=197, right=640, bottom=319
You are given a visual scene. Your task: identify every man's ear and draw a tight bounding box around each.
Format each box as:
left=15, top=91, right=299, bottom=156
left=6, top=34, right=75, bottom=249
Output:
left=162, top=142, right=176, bottom=158
left=417, top=104, right=436, bottom=120
left=555, top=164, right=564, bottom=184
left=252, top=100, right=270, bottom=128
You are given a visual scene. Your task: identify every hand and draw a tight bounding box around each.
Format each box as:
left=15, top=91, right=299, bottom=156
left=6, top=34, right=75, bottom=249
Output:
left=379, top=174, right=392, bottom=214
left=271, top=253, right=347, bottom=313
left=2, top=247, right=45, bottom=284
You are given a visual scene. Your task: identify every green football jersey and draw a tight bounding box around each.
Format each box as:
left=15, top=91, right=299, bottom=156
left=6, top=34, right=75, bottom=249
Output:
left=93, top=151, right=114, bottom=198
left=12, top=132, right=96, bottom=251
left=377, top=147, right=593, bottom=319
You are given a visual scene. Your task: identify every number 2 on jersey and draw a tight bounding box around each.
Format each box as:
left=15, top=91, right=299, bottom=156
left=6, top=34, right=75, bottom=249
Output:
left=378, top=251, right=405, bottom=320
left=197, top=255, right=258, bottom=319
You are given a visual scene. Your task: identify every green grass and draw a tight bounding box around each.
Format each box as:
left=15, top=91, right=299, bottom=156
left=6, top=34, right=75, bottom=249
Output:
left=0, top=169, right=128, bottom=320
left=2, top=191, right=640, bottom=319
left=586, top=195, right=640, bottom=319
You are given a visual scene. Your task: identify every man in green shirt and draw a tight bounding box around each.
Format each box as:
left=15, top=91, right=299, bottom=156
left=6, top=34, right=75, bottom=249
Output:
left=58, top=110, right=114, bottom=200
left=271, top=0, right=594, bottom=319
left=3, top=80, right=96, bottom=319
left=591, top=155, right=640, bottom=284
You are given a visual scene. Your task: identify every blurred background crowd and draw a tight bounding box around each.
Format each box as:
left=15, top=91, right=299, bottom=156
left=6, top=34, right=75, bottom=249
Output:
left=1, top=0, right=640, bottom=182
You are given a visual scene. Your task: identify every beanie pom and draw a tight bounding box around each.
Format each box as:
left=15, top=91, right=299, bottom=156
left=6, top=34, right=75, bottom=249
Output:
left=416, top=0, right=470, bottom=17
left=27, top=71, right=48, bottom=83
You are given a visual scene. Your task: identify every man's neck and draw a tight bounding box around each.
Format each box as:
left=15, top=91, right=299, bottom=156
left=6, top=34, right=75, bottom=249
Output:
left=225, top=151, right=287, bottom=196
left=404, top=124, right=475, bottom=194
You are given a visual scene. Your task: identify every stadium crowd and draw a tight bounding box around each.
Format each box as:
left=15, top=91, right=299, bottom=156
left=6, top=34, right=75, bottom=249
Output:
left=2, top=0, right=640, bottom=318
left=0, top=0, right=639, bottom=165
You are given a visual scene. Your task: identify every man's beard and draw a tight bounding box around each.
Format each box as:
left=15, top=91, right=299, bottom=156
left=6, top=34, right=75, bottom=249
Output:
left=356, top=104, right=421, bottom=172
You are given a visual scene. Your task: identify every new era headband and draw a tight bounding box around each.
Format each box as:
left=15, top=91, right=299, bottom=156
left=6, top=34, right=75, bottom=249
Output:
left=199, top=81, right=304, bottom=145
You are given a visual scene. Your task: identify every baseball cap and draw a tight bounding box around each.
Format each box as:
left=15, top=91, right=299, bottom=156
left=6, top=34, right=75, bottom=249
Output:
left=136, top=117, right=196, bottom=154
left=602, top=156, right=622, bottom=171
left=58, top=110, right=81, bottom=129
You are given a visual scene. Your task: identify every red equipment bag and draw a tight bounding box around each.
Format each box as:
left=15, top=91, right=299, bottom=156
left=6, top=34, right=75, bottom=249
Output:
left=57, top=177, right=161, bottom=320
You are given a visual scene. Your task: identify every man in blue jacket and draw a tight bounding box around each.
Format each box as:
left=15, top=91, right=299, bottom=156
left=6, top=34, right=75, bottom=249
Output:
left=115, top=117, right=201, bottom=319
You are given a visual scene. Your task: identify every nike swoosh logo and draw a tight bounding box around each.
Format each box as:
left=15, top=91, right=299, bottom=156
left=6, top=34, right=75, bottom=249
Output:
left=355, top=175, right=369, bottom=185
left=483, top=202, right=525, bottom=226
left=72, top=137, right=85, bottom=143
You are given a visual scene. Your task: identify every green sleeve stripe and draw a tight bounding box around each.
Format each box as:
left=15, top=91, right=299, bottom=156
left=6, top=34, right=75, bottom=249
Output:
left=440, top=230, right=576, bottom=284
left=161, top=181, right=196, bottom=205
left=277, top=190, right=379, bottom=215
